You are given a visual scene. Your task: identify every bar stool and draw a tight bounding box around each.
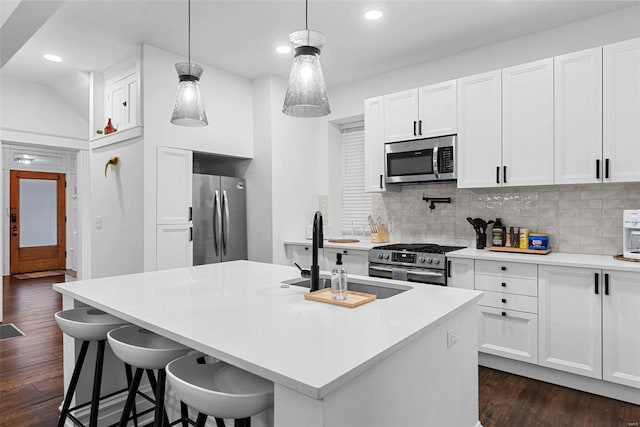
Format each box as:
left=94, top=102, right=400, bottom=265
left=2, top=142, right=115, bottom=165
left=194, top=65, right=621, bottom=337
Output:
left=54, top=307, right=128, bottom=427
left=166, top=353, right=274, bottom=427
left=107, top=325, right=190, bottom=427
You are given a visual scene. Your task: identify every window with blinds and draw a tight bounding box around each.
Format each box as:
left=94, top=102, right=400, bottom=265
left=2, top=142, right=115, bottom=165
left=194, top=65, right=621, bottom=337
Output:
left=342, top=126, right=372, bottom=234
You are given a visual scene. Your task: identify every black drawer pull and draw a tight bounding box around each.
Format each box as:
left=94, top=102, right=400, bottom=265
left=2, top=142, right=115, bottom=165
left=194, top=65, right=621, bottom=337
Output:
left=501, top=298, right=507, bottom=303
left=501, top=282, right=507, bottom=287
left=496, top=166, right=500, bottom=184
left=501, top=266, right=507, bottom=271
left=501, top=312, right=507, bottom=317
left=596, top=159, right=601, bottom=179
left=594, top=273, right=599, bottom=294
left=604, top=273, right=609, bottom=295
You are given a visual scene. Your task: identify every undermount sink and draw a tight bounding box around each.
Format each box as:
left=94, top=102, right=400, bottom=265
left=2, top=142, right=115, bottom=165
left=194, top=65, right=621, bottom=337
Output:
left=282, top=276, right=411, bottom=299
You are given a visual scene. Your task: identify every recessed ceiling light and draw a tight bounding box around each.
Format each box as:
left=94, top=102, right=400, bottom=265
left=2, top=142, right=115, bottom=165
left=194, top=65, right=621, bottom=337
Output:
left=276, top=45, right=291, bottom=54
left=43, top=54, right=62, bottom=62
left=364, top=10, right=383, bottom=20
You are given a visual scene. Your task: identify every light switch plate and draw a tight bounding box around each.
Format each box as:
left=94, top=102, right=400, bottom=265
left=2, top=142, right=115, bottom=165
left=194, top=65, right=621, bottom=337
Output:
left=447, top=327, right=459, bottom=348
left=95, top=216, right=103, bottom=229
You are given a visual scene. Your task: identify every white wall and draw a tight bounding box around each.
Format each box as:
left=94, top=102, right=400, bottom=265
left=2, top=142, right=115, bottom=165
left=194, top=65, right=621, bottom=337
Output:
left=90, top=138, right=144, bottom=278
left=0, top=75, right=88, bottom=139
left=142, top=44, right=255, bottom=271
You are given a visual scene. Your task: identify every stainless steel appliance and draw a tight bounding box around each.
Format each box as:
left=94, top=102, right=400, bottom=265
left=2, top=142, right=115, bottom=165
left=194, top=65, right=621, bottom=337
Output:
left=623, top=209, right=640, bottom=260
left=384, top=135, right=456, bottom=184
left=193, top=174, right=247, bottom=265
left=368, top=243, right=465, bottom=285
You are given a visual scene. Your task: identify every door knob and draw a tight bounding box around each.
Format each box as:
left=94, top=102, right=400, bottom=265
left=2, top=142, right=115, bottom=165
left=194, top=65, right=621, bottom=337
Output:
left=12, top=226, right=18, bottom=237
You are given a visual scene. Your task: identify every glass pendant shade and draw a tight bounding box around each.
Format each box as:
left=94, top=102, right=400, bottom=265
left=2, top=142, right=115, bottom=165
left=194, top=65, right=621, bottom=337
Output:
left=282, top=30, right=331, bottom=118
left=171, top=62, right=208, bottom=127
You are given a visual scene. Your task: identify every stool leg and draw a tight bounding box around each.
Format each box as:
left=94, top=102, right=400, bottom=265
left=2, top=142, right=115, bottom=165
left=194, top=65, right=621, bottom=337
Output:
left=58, top=340, right=90, bottom=427
left=125, top=364, right=139, bottom=427
left=180, top=402, right=189, bottom=427
left=234, top=418, right=251, bottom=427
left=153, top=368, right=168, bottom=427
left=89, top=340, right=106, bottom=427
left=195, top=413, right=208, bottom=427
left=119, top=368, right=144, bottom=427
left=215, top=418, right=226, bottom=427
left=146, top=369, right=157, bottom=396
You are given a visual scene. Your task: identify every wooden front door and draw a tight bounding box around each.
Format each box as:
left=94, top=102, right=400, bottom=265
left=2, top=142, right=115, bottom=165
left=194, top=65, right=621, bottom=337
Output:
left=9, top=170, right=66, bottom=274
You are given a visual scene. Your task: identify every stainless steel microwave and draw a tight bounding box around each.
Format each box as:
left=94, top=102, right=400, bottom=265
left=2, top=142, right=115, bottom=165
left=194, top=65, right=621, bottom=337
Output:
left=384, top=135, right=457, bottom=184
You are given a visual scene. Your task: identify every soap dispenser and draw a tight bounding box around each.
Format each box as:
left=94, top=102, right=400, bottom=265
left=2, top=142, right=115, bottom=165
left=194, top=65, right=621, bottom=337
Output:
left=492, top=218, right=505, bottom=247
left=331, top=253, right=348, bottom=301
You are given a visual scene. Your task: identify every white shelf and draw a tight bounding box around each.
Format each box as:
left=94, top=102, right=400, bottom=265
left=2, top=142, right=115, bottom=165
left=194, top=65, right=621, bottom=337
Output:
left=90, top=125, right=143, bottom=150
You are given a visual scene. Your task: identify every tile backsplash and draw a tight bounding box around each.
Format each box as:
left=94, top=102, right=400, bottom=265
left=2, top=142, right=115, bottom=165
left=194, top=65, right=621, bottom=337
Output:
left=372, top=182, right=640, bottom=255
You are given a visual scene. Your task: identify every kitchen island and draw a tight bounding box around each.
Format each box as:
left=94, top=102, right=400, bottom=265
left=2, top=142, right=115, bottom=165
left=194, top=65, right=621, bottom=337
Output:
left=54, top=260, right=483, bottom=427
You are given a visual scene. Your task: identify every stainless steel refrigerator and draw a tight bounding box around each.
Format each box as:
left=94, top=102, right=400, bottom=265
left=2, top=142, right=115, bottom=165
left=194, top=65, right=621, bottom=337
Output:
left=193, top=174, right=247, bottom=265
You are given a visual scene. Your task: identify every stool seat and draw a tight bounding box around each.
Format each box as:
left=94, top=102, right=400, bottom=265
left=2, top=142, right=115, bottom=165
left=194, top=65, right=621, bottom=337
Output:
left=166, top=353, right=274, bottom=420
left=107, top=325, right=189, bottom=370
left=55, top=307, right=126, bottom=341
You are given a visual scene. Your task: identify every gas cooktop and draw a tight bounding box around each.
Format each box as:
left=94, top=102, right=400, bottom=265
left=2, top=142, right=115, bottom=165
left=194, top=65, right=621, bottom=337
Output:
left=372, top=243, right=466, bottom=254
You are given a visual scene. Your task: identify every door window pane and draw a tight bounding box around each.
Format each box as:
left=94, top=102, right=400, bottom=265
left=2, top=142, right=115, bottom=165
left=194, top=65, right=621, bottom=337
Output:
left=19, top=179, right=57, bottom=247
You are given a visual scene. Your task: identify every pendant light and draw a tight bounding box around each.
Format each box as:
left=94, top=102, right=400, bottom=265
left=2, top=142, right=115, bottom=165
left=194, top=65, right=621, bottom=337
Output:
left=171, top=0, right=208, bottom=127
left=282, top=0, right=331, bottom=118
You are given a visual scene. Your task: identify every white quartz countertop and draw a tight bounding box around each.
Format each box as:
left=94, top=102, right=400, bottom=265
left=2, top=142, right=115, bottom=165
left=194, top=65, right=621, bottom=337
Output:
left=283, top=238, right=394, bottom=251
left=53, top=261, right=481, bottom=399
left=448, top=248, right=640, bottom=273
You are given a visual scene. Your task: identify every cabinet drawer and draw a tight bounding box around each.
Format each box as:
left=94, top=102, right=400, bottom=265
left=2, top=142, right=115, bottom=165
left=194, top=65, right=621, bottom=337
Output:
left=478, top=290, right=538, bottom=313
left=477, top=306, right=538, bottom=364
left=475, top=274, right=537, bottom=296
left=475, top=259, right=537, bottom=279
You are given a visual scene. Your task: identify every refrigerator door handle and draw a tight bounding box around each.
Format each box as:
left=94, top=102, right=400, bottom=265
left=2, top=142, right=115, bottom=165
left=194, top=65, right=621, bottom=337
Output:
left=214, top=190, right=221, bottom=257
left=222, top=190, right=229, bottom=256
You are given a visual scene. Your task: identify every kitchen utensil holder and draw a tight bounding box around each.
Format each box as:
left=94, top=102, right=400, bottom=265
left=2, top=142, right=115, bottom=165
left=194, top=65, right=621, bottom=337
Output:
left=476, top=232, right=487, bottom=249
left=371, top=224, right=389, bottom=243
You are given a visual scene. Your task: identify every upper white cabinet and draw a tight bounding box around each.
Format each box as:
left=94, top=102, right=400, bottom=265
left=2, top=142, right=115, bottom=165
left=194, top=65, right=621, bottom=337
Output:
left=457, top=70, right=502, bottom=188
left=383, top=80, right=457, bottom=142
left=105, top=65, right=139, bottom=131
left=364, top=97, right=392, bottom=193
left=603, top=38, right=640, bottom=183
left=554, top=47, right=603, bottom=184
left=157, top=147, right=193, bottom=225
left=502, top=58, right=554, bottom=186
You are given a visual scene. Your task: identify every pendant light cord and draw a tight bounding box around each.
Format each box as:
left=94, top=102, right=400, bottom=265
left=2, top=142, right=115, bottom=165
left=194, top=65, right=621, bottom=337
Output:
left=305, top=0, right=308, bottom=30
left=188, top=0, right=191, bottom=74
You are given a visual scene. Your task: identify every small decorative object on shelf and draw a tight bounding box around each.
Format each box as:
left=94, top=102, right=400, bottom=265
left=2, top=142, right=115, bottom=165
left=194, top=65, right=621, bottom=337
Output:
left=104, top=118, right=117, bottom=135
left=96, top=130, right=103, bottom=135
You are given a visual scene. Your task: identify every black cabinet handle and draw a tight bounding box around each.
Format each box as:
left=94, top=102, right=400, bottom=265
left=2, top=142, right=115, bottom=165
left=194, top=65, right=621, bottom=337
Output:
left=605, top=159, right=610, bottom=179
left=304, top=247, right=309, bottom=251
left=123, top=101, right=127, bottom=107
left=596, top=159, right=601, bottom=179
left=501, top=266, right=507, bottom=271
left=501, top=298, right=507, bottom=303
left=496, top=166, right=500, bottom=184
left=501, top=312, right=507, bottom=317
left=503, top=166, right=507, bottom=184
left=595, top=273, right=599, bottom=294
left=418, top=120, right=422, bottom=136
left=501, top=282, right=507, bottom=287
left=188, top=207, right=193, bottom=221
left=413, top=121, right=417, bottom=137
left=447, top=260, right=451, bottom=278
left=343, top=250, right=348, bottom=255
left=604, top=273, right=609, bottom=295
left=379, top=174, right=383, bottom=189
left=189, top=227, right=193, bottom=242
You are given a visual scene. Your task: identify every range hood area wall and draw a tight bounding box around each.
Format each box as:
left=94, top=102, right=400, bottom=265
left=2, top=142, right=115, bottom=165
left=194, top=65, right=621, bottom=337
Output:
left=373, top=183, right=639, bottom=256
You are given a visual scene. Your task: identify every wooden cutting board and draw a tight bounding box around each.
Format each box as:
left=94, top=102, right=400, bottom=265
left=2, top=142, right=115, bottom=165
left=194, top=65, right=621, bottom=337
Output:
left=304, top=288, right=376, bottom=308
left=484, top=246, right=552, bottom=255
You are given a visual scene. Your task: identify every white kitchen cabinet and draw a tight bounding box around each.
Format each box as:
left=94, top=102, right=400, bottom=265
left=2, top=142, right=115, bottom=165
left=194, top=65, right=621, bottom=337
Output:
left=383, top=81, right=457, bottom=143
left=105, top=66, right=139, bottom=131
left=447, top=258, right=474, bottom=289
left=156, top=224, right=192, bottom=270
left=603, top=38, right=640, bottom=183
left=538, top=265, right=602, bottom=379
left=364, top=97, right=395, bottom=193
left=502, top=58, right=554, bottom=186
left=554, top=47, right=603, bottom=184
left=323, top=248, right=369, bottom=276
left=602, top=270, right=640, bottom=389
left=285, top=244, right=323, bottom=271
left=475, top=259, right=538, bottom=364
left=157, top=147, right=193, bottom=225
left=457, top=70, right=502, bottom=188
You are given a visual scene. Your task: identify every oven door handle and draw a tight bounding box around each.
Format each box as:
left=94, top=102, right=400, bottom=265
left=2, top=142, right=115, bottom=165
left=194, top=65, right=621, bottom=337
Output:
left=369, top=266, right=394, bottom=273
left=433, top=145, right=440, bottom=179
left=409, top=270, right=444, bottom=277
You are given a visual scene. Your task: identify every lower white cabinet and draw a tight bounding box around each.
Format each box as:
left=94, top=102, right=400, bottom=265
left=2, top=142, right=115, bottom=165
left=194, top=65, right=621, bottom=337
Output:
left=477, top=306, right=538, bottom=363
left=323, top=248, right=369, bottom=276
left=602, top=270, right=640, bottom=389
left=156, top=225, right=192, bottom=270
left=285, top=244, right=323, bottom=271
left=447, top=258, right=474, bottom=289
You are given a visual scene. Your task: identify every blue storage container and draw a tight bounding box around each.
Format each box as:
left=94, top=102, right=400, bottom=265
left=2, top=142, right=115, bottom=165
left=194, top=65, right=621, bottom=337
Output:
left=528, top=233, right=549, bottom=250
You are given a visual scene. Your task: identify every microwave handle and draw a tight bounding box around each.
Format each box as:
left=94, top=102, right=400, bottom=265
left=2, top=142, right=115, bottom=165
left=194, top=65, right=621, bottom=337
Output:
left=433, top=145, right=440, bottom=179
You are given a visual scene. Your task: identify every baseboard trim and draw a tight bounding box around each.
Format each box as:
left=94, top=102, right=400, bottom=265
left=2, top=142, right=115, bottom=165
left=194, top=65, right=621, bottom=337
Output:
left=479, top=353, right=640, bottom=405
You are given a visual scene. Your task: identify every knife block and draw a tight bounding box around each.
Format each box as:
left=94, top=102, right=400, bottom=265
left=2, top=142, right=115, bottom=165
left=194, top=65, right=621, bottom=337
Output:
left=475, top=232, right=487, bottom=249
left=371, top=224, right=389, bottom=243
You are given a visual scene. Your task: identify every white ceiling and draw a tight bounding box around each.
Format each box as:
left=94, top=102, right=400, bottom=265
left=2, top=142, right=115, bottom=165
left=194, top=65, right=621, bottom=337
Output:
left=1, top=1, right=636, bottom=91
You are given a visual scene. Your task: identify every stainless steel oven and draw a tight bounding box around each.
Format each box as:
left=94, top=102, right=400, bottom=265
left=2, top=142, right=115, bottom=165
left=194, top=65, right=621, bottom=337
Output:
left=368, top=244, right=465, bottom=286
left=385, top=135, right=456, bottom=184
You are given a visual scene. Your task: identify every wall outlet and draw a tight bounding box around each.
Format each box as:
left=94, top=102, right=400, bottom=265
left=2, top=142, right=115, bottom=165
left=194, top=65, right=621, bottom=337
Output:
left=95, top=216, right=103, bottom=229
left=447, top=327, right=459, bottom=348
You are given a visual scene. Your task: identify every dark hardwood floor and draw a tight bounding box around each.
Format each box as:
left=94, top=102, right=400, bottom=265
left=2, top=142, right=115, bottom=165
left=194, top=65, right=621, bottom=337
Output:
left=1, top=274, right=639, bottom=427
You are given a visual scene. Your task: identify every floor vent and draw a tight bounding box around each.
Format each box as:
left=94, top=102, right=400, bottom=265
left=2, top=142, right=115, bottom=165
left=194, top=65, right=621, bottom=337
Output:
left=0, top=324, right=25, bottom=340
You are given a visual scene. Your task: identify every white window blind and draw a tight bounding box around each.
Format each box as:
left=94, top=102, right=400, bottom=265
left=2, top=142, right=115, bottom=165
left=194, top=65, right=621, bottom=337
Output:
left=342, top=126, right=371, bottom=234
